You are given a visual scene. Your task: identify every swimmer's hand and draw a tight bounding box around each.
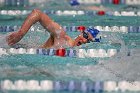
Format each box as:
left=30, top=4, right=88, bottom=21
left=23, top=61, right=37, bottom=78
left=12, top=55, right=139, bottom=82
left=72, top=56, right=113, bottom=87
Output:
left=6, top=32, right=23, bottom=46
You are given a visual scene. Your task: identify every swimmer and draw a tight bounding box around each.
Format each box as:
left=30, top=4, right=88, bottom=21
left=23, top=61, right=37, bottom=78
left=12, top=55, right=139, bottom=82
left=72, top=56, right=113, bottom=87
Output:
left=81, top=5, right=111, bottom=11
left=6, top=9, right=94, bottom=49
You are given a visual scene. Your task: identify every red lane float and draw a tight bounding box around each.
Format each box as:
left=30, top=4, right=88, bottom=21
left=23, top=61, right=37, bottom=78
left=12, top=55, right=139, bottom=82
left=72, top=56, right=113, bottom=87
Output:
left=77, top=26, right=86, bottom=32
left=97, top=11, right=105, bottom=16
left=113, top=0, right=120, bottom=5
left=56, top=48, right=66, bottom=57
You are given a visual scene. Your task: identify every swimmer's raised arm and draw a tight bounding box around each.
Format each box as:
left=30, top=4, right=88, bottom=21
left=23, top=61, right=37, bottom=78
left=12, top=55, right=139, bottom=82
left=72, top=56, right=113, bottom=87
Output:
left=7, top=9, right=94, bottom=48
left=7, top=9, right=66, bottom=46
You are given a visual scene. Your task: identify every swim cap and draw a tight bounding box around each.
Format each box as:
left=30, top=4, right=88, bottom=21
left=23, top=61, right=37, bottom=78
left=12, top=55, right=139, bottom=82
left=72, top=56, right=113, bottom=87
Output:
left=77, top=26, right=86, bottom=31
left=87, top=28, right=100, bottom=38
left=70, top=0, right=80, bottom=6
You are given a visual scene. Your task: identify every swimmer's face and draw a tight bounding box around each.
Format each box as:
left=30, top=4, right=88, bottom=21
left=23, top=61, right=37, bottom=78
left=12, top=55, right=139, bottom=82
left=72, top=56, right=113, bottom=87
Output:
left=75, top=32, right=94, bottom=46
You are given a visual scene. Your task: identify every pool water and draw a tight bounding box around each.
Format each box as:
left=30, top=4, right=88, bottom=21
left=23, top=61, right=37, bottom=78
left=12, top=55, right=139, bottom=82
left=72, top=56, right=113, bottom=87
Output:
left=0, top=1, right=140, bottom=93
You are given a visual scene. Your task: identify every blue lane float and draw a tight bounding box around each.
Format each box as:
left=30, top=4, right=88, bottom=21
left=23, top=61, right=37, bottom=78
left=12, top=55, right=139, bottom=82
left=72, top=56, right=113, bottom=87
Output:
left=128, top=26, right=139, bottom=33
left=4, top=0, right=28, bottom=6
left=101, top=0, right=113, bottom=4
left=1, top=80, right=140, bottom=92
left=0, top=48, right=118, bottom=58
left=0, top=25, right=138, bottom=33
left=0, top=10, right=140, bottom=16
left=2, top=0, right=140, bottom=6
left=0, top=26, right=15, bottom=32
left=1, top=25, right=140, bottom=33
left=77, top=0, right=140, bottom=5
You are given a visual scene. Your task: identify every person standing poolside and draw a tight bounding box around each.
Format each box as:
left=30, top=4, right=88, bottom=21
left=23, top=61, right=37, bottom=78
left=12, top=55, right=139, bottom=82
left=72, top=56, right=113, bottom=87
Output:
left=6, top=9, right=94, bottom=49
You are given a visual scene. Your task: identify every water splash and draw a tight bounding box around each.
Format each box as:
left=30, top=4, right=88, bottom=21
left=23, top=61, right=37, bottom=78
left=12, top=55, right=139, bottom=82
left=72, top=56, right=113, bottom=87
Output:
left=0, top=27, right=140, bottom=81
left=18, top=22, right=50, bottom=48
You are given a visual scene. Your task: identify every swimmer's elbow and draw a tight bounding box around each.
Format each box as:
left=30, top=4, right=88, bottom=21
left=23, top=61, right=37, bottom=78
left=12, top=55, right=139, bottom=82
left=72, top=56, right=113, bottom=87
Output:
left=32, top=9, right=41, bottom=14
